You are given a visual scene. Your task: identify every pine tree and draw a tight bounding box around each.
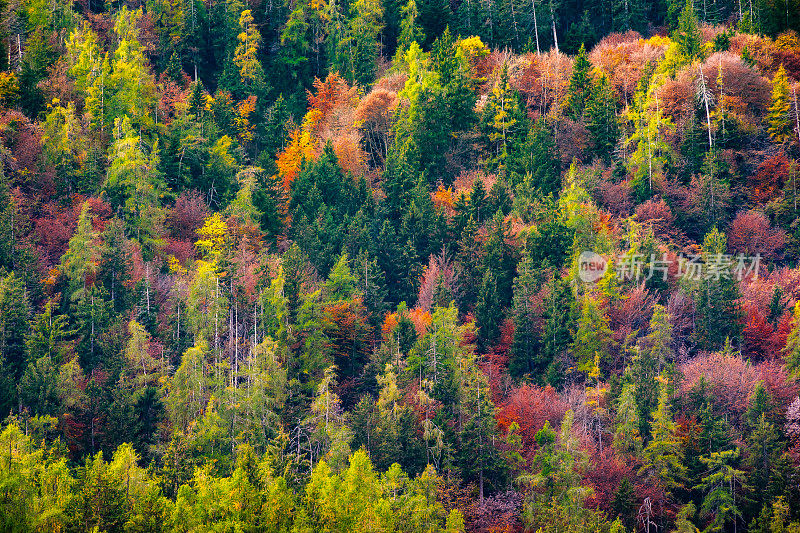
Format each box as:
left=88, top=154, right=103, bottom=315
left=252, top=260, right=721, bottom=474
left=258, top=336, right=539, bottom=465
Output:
left=475, top=270, right=502, bottom=350
left=744, top=413, right=783, bottom=513
left=767, top=65, right=793, bottom=144
left=693, top=228, right=743, bottom=351
left=672, top=0, right=703, bottom=66
left=60, top=203, right=103, bottom=302
left=0, top=271, right=30, bottom=415
left=613, top=382, right=642, bottom=456
left=540, top=276, right=575, bottom=386
left=395, top=0, right=425, bottom=61
left=509, top=252, right=545, bottom=378
left=106, top=117, right=164, bottom=251
left=585, top=73, right=619, bottom=161
left=42, top=100, right=88, bottom=195
left=783, top=301, right=800, bottom=378
left=639, top=387, right=686, bottom=495
left=694, top=448, right=746, bottom=532
left=563, top=44, right=594, bottom=120
left=480, top=64, right=529, bottom=173
left=340, top=0, right=384, bottom=87
left=572, top=296, right=612, bottom=373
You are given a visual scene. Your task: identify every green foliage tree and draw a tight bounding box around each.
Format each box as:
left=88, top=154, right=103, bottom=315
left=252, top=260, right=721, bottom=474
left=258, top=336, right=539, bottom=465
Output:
left=586, top=73, right=619, bottom=161
left=563, top=44, right=594, bottom=120
left=639, top=386, right=686, bottom=496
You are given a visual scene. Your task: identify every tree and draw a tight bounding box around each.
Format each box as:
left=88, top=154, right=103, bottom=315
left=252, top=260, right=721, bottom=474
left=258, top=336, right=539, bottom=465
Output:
left=60, top=203, right=103, bottom=302
left=519, top=411, right=602, bottom=531
left=67, top=451, right=130, bottom=532
left=303, top=366, right=352, bottom=471
left=0, top=271, right=31, bottom=379
left=639, top=386, right=686, bottom=496
left=395, top=0, right=424, bottom=60
left=106, top=117, right=164, bottom=252
left=572, top=296, right=612, bottom=373
left=783, top=301, right=800, bottom=379
left=331, top=0, right=384, bottom=86
left=480, top=64, right=529, bottom=173
left=540, top=276, right=575, bottom=386
left=42, top=100, right=88, bottom=195
left=744, top=413, right=784, bottom=514
left=614, top=382, right=642, bottom=456
left=693, top=228, right=743, bottom=351
left=123, top=320, right=162, bottom=388
left=509, top=251, right=546, bottom=378
left=456, top=350, right=506, bottom=502
left=166, top=340, right=210, bottom=433
left=694, top=448, right=746, bottom=532
left=233, top=10, right=266, bottom=93
left=768, top=65, right=793, bottom=144
left=563, top=44, right=594, bottom=120
left=586, top=73, right=619, bottom=161
left=672, top=0, right=703, bottom=67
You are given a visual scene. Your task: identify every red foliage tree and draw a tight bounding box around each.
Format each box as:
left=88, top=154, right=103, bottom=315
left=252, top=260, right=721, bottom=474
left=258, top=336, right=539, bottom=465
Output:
left=496, top=384, right=567, bottom=455
left=727, top=210, right=785, bottom=259
left=749, top=153, right=790, bottom=204
left=168, top=190, right=210, bottom=242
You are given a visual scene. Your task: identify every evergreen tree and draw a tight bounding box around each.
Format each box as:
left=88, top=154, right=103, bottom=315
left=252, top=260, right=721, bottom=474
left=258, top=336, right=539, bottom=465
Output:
left=672, top=0, right=703, bottom=66
left=783, top=301, right=800, bottom=379
left=613, top=382, right=642, bottom=456
left=585, top=73, right=619, bottom=162
left=572, top=296, right=612, bottom=373
left=475, top=270, right=502, bottom=350
left=540, top=276, right=575, bottom=386
left=509, top=252, right=547, bottom=378
left=395, top=0, right=425, bottom=61
left=639, top=387, right=686, bottom=496
left=693, top=228, right=743, bottom=351
left=563, top=44, right=594, bottom=120
left=694, top=448, right=746, bottom=532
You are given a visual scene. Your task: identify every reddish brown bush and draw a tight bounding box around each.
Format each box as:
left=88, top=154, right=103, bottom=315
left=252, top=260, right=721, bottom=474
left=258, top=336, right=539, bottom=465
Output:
left=727, top=210, right=785, bottom=259
left=168, top=190, right=210, bottom=242
left=496, top=384, right=568, bottom=454
left=749, top=152, right=790, bottom=204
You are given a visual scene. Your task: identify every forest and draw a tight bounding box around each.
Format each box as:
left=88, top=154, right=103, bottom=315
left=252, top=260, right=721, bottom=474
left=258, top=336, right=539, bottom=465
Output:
left=1, top=0, right=800, bottom=529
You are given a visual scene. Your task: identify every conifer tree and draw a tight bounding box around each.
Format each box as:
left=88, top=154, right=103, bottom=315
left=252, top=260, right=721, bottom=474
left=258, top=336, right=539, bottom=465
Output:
left=614, top=382, right=642, bottom=456
left=672, top=0, right=703, bottom=66
left=768, top=65, right=793, bottom=144
left=585, top=73, right=619, bottom=161
left=509, top=251, right=545, bottom=378
left=693, top=228, right=743, bottom=351
left=572, top=296, right=612, bottom=373
left=540, top=276, right=575, bottom=386
left=233, top=10, right=266, bottom=93
left=563, top=44, right=594, bottom=120
left=783, top=301, right=800, bottom=378
left=694, top=448, right=746, bottom=532
left=395, top=0, right=425, bottom=61
left=639, top=386, right=686, bottom=495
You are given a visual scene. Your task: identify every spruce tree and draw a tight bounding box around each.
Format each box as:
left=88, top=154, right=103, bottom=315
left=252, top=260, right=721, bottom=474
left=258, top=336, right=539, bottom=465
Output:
left=639, top=387, right=687, bottom=496
left=693, top=228, right=743, bottom=351
left=672, top=0, right=703, bottom=66
left=585, top=73, right=619, bottom=161
left=572, top=296, right=612, bottom=373
left=563, top=43, right=594, bottom=120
